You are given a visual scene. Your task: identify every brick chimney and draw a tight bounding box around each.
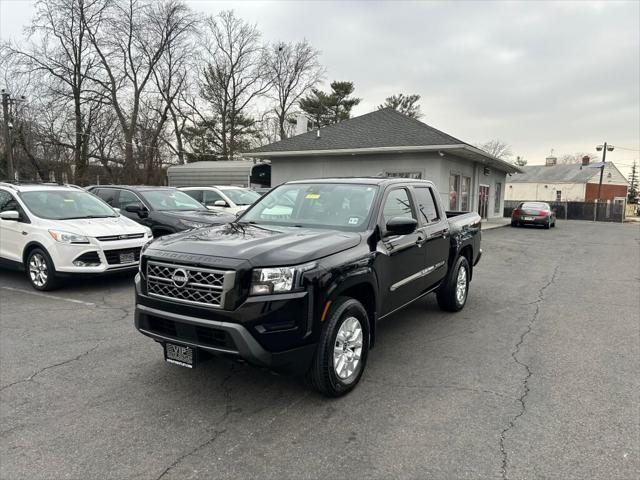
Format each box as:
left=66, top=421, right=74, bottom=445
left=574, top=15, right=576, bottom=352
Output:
left=545, top=156, right=557, bottom=166
left=581, top=155, right=590, bottom=166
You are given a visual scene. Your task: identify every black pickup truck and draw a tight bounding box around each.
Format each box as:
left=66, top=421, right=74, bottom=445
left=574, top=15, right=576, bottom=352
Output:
left=134, top=178, right=482, bottom=396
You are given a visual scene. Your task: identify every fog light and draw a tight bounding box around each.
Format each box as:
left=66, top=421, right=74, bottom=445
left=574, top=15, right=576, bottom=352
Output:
left=250, top=284, right=273, bottom=296
left=73, top=260, right=100, bottom=267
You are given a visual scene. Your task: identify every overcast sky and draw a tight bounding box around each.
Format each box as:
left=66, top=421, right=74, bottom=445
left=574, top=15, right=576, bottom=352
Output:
left=1, top=0, right=639, bottom=176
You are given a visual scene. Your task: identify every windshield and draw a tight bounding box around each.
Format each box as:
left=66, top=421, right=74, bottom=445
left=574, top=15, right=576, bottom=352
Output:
left=141, top=190, right=206, bottom=211
left=222, top=188, right=261, bottom=206
left=240, top=183, right=378, bottom=230
left=20, top=190, right=117, bottom=220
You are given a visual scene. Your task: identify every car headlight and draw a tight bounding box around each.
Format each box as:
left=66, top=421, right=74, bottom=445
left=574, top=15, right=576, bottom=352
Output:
left=179, top=219, right=208, bottom=229
left=145, top=229, right=153, bottom=238
left=250, top=263, right=316, bottom=296
left=48, top=229, right=90, bottom=244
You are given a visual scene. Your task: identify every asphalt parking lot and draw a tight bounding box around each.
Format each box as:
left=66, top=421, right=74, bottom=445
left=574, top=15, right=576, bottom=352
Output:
left=1, top=221, right=638, bottom=480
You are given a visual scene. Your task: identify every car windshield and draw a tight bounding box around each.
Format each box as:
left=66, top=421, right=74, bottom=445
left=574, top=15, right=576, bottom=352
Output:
left=20, top=190, right=117, bottom=220
left=141, top=190, right=206, bottom=211
left=522, top=202, right=550, bottom=210
left=239, top=183, right=378, bottom=230
left=221, top=188, right=261, bottom=206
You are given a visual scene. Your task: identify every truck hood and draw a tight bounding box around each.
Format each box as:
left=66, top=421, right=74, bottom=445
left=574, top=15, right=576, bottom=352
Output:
left=148, top=223, right=362, bottom=266
left=49, top=215, right=147, bottom=237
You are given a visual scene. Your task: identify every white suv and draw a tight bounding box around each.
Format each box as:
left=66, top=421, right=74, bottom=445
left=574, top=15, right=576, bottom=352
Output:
left=0, top=183, right=152, bottom=290
left=179, top=186, right=261, bottom=216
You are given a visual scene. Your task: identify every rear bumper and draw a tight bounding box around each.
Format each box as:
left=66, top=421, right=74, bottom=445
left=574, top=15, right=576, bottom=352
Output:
left=512, top=216, right=549, bottom=225
left=135, top=304, right=316, bottom=374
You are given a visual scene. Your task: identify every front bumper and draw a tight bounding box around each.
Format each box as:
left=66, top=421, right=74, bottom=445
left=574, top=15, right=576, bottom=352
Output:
left=135, top=304, right=316, bottom=374
left=134, top=275, right=317, bottom=374
left=53, top=237, right=150, bottom=273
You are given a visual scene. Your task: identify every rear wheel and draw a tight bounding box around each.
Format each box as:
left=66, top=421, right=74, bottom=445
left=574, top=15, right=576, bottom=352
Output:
left=437, top=255, right=470, bottom=312
left=306, top=297, right=370, bottom=397
left=26, top=248, right=58, bottom=291
left=544, top=220, right=551, bottom=229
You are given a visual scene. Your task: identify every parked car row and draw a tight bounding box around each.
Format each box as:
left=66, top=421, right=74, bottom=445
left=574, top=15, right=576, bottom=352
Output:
left=0, top=182, right=260, bottom=290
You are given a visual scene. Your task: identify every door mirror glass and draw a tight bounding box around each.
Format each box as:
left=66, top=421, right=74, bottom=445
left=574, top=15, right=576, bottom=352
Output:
left=386, top=217, right=417, bottom=236
left=0, top=210, right=20, bottom=221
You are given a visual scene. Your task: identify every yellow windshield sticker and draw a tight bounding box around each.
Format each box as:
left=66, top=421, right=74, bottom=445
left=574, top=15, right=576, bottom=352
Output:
left=305, top=193, right=320, bottom=200
left=63, top=199, right=75, bottom=202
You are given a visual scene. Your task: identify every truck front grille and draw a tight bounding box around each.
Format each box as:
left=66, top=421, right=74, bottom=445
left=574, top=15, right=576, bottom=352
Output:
left=146, top=260, right=234, bottom=308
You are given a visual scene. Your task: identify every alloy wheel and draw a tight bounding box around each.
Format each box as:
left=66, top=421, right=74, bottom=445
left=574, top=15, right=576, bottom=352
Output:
left=333, top=316, right=363, bottom=381
left=455, top=264, right=467, bottom=305
left=29, top=253, right=49, bottom=287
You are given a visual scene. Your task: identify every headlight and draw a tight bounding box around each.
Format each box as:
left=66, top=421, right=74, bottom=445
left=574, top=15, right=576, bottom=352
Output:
left=179, top=219, right=208, bottom=229
left=250, top=263, right=316, bottom=296
left=250, top=267, right=295, bottom=295
left=145, top=229, right=153, bottom=238
left=48, top=229, right=90, bottom=244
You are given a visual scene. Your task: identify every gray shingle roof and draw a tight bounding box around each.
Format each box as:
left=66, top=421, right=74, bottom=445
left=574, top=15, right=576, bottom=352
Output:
left=507, top=163, right=607, bottom=183
left=248, top=108, right=469, bottom=153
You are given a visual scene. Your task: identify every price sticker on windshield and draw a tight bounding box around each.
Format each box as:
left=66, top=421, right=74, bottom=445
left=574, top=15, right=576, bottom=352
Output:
left=305, top=193, right=321, bottom=200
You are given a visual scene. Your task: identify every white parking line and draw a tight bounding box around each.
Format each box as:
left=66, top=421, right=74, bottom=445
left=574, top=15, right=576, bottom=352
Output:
left=0, top=286, right=96, bottom=307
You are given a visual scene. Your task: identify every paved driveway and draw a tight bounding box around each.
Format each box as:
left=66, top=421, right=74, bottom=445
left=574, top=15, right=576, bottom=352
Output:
left=1, top=221, right=638, bottom=479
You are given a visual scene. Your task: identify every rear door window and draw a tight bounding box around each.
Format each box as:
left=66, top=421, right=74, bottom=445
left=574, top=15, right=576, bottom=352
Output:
left=413, top=187, right=440, bottom=224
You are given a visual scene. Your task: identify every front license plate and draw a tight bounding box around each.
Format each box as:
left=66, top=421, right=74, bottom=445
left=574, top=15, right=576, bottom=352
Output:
left=119, top=252, right=135, bottom=263
left=164, top=343, right=196, bottom=368
left=523, top=216, right=535, bottom=221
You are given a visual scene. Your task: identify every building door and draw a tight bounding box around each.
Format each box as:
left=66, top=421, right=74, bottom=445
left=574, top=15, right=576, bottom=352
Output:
left=478, top=185, right=489, bottom=218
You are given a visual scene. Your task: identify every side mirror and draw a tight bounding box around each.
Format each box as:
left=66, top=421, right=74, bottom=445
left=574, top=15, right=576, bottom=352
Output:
left=213, top=200, right=228, bottom=207
left=385, top=217, right=417, bottom=236
left=125, top=204, right=148, bottom=217
left=0, top=210, right=20, bottom=221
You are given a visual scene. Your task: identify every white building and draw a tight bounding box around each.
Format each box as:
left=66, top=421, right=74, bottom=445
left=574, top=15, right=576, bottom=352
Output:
left=242, top=109, right=521, bottom=219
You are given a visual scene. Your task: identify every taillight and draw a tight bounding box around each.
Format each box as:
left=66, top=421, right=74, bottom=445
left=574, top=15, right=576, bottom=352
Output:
left=538, top=210, right=548, bottom=217
left=513, top=209, right=520, bottom=216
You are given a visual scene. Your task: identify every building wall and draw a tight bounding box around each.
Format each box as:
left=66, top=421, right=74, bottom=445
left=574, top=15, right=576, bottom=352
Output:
left=586, top=163, right=628, bottom=186
left=584, top=183, right=628, bottom=202
left=505, top=182, right=586, bottom=201
left=270, top=152, right=508, bottom=218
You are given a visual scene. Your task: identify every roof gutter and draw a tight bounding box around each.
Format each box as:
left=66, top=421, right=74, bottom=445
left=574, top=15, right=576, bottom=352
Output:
left=242, top=144, right=522, bottom=174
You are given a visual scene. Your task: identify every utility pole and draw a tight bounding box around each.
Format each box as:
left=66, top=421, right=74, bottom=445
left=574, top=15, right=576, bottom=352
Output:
left=1, top=90, right=15, bottom=181
left=595, top=142, right=615, bottom=222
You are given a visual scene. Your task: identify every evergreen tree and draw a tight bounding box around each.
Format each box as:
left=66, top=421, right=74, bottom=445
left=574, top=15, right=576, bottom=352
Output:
left=299, top=81, right=361, bottom=128
left=378, top=93, right=422, bottom=118
left=628, top=161, right=638, bottom=203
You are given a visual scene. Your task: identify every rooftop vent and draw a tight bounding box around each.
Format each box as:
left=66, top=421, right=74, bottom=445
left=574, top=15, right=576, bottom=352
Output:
left=545, top=156, right=557, bottom=166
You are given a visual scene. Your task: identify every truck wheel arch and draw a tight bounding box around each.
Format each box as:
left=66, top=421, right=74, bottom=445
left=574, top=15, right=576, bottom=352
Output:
left=458, top=245, right=473, bottom=281
left=324, top=274, right=378, bottom=348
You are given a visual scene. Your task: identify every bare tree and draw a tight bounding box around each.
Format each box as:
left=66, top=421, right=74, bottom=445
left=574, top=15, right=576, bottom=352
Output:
left=559, top=152, right=599, bottom=164
left=83, top=0, right=195, bottom=180
left=4, top=0, right=109, bottom=184
left=477, top=139, right=513, bottom=160
left=265, top=40, right=323, bottom=140
left=198, top=10, right=272, bottom=160
left=513, top=155, right=527, bottom=167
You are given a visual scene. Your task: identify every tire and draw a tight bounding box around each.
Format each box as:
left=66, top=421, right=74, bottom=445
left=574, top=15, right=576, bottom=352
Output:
left=436, top=255, right=470, bottom=312
left=25, top=248, right=58, bottom=291
left=551, top=220, right=556, bottom=228
left=306, top=297, right=370, bottom=397
left=544, top=221, right=550, bottom=229
left=510, top=221, right=517, bottom=227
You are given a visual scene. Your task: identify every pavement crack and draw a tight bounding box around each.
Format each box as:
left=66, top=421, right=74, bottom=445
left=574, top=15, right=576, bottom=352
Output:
left=155, top=428, right=227, bottom=480
left=499, top=265, right=559, bottom=480
left=0, top=344, right=99, bottom=393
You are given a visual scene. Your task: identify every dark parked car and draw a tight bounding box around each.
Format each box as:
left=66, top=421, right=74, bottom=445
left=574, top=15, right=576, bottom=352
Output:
left=134, top=178, right=482, bottom=396
left=511, top=201, right=556, bottom=228
left=88, top=186, right=235, bottom=237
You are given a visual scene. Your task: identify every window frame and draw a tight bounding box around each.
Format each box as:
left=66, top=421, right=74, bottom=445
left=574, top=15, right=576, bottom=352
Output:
left=0, top=190, right=30, bottom=223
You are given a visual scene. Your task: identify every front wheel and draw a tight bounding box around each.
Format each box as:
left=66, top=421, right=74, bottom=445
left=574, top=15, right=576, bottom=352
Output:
left=307, top=297, right=370, bottom=397
left=436, top=255, right=470, bottom=312
left=26, top=248, right=58, bottom=291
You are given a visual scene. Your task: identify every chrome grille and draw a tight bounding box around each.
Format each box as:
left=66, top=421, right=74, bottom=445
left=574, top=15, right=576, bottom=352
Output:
left=146, top=260, right=234, bottom=308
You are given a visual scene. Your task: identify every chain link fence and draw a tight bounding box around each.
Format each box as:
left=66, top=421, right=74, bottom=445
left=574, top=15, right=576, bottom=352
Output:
left=503, top=200, right=626, bottom=223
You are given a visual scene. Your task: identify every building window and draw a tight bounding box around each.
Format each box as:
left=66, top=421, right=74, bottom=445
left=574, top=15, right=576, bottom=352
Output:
left=461, top=176, right=470, bottom=211
left=385, top=171, right=422, bottom=179
left=556, top=190, right=562, bottom=202
left=449, top=174, right=460, bottom=210
left=494, top=182, right=502, bottom=213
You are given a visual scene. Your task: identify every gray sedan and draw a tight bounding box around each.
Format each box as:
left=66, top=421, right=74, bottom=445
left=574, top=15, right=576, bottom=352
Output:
left=511, top=202, right=556, bottom=229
